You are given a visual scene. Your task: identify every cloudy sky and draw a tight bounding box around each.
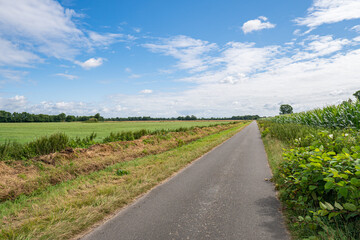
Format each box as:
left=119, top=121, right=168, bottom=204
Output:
left=0, top=0, right=360, bottom=117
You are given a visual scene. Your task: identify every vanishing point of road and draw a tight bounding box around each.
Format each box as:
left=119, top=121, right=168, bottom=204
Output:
left=82, top=121, right=290, bottom=240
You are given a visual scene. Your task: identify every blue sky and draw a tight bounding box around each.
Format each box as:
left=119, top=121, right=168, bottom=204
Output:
left=0, top=0, right=360, bottom=117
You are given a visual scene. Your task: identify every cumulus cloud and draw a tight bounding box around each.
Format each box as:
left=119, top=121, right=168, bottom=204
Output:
left=295, top=0, right=360, bottom=28
left=75, top=58, right=104, bottom=69
left=140, top=89, right=153, bottom=94
left=0, top=95, right=27, bottom=111
left=241, top=16, right=276, bottom=34
left=143, top=35, right=217, bottom=72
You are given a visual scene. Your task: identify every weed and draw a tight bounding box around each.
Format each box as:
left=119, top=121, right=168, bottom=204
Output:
left=115, top=169, right=130, bottom=176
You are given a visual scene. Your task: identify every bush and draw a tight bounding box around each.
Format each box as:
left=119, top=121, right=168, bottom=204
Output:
left=261, top=120, right=360, bottom=238
left=69, top=132, right=97, bottom=148
left=27, top=133, right=69, bottom=156
left=276, top=130, right=360, bottom=237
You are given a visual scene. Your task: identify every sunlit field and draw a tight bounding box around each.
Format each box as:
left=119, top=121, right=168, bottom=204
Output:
left=0, top=121, right=232, bottom=143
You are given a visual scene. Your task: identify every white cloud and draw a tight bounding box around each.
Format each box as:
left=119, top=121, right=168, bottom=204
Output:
left=75, top=58, right=104, bottom=69
left=0, top=0, right=86, bottom=60
left=241, top=16, right=276, bottom=34
left=55, top=73, right=78, bottom=80
left=140, top=89, right=153, bottom=94
left=0, top=38, right=41, bottom=67
left=354, top=36, right=360, bottom=42
left=295, top=0, right=360, bottom=28
left=0, top=69, right=28, bottom=82
left=351, top=25, right=360, bottom=32
left=292, top=35, right=351, bottom=60
left=0, top=95, right=27, bottom=111
left=133, top=27, right=141, bottom=33
left=143, top=35, right=217, bottom=72
left=87, top=31, right=125, bottom=46
left=0, top=0, right=129, bottom=66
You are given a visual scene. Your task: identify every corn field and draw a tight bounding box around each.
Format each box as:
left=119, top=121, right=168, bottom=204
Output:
left=270, top=101, right=360, bottom=129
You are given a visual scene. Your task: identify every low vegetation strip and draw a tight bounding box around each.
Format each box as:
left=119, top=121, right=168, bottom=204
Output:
left=0, top=122, right=243, bottom=202
left=259, top=121, right=360, bottom=240
left=0, top=121, right=249, bottom=240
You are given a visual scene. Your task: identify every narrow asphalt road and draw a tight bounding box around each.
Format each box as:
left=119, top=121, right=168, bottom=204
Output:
left=82, top=121, right=290, bottom=240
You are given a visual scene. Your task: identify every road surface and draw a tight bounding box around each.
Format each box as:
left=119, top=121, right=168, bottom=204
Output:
left=82, top=121, right=289, bottom=240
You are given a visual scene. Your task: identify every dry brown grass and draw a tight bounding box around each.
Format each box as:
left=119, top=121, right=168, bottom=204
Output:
left=0, top=124, right=239, bottom=202
left=0, top=121, right=249, bottom=240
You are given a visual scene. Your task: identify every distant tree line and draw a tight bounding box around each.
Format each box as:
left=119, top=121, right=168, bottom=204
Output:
left=105, top=115, right=260, bottom=121
left=0, top=111, right=104, bottom=123
left=0, top=110, right=260, bottom=123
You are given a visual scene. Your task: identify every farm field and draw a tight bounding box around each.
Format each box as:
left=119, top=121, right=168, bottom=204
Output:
left=0, top=120, right=231, bottom=144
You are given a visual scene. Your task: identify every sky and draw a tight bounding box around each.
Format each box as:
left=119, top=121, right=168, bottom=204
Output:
left=0, top=0, right=360, bottom=118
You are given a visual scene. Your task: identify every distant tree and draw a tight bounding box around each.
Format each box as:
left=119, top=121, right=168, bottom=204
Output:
left=353, top=90, right=360, bottom=101
left=94, top=113, right=101, bottom=120
left=57, top=113, right=66, bottom=122
left=279, top=104, right=293, bottom=115
left=65, top=115, right=76, bottom=122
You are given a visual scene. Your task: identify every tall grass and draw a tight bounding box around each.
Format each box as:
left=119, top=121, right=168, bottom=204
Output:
left=270, top=101, right=360, bottom=129
left=0, top=122, right=237, bottom=162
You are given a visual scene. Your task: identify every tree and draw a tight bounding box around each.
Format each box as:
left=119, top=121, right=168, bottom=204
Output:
left=57, top=113, right=66, bottom=122
left=94, top=113, right=102, bottom=120
left=65, top=115, right=76, bottom=122
left=279, top=104, right=293, bottom=115
left=353, top=90, right=360, bottom=101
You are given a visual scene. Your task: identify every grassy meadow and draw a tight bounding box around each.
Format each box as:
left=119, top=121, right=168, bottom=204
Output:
left=0, top=120, right=231, bottom=144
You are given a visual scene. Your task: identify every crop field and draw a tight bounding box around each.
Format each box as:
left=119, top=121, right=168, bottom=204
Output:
left=0, top=120, right=231, bottom=144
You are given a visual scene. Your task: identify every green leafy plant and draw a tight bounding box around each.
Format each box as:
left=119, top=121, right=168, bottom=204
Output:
left=115, top=169, right=130, bottom=176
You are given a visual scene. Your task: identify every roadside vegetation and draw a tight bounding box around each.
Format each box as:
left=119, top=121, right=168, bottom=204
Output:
left=0, top=120, right=234, bottom=144
left=0, top=121, right=249, bottom=239
left=259, top=101, right=360, bottom=240
left=0, top=122, right=242, bottom=202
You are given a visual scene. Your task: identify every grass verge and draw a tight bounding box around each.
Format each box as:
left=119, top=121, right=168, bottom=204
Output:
left=0, top=123, right=240, bottom=202
left=0, top=121, right=249, bottom=240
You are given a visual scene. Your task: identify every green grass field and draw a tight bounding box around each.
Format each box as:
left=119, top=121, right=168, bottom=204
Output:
left=0, top=121, right=232, bottom=144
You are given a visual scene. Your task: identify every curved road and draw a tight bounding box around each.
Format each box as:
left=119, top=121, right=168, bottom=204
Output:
left=82, top=121, right=290, bottom=240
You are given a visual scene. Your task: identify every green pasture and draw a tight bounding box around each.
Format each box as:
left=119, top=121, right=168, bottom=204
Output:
left=0, top=121, right=231, bottom=144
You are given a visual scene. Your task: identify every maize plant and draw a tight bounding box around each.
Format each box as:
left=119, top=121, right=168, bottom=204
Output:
left=270, top=101, right=360, bottom=129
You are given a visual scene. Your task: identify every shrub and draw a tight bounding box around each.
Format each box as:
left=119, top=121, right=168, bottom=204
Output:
left=277, top=130, right=360, bottom=237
